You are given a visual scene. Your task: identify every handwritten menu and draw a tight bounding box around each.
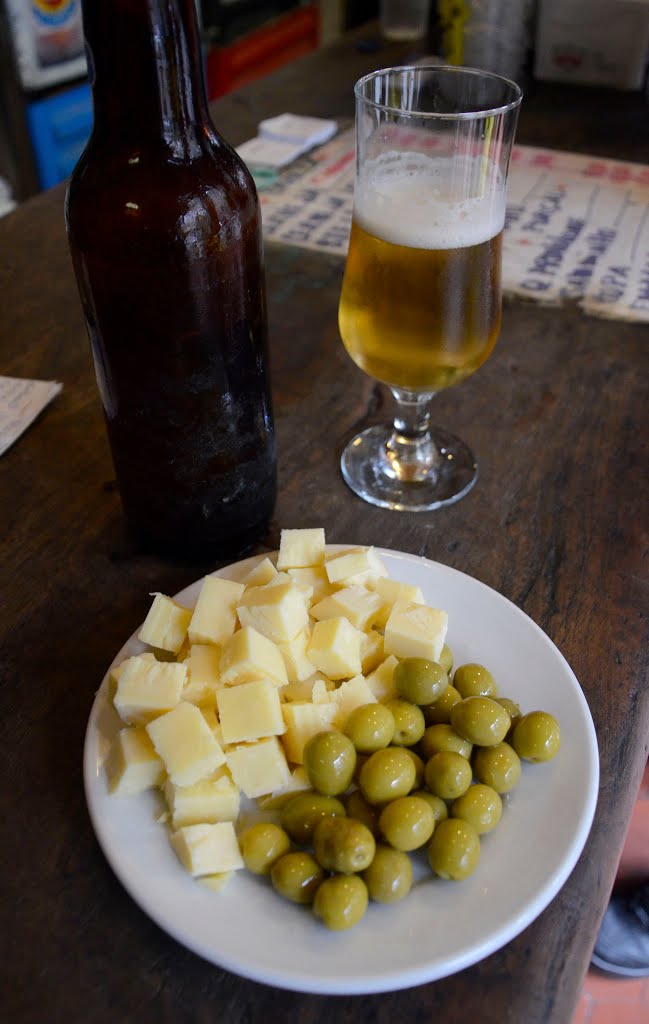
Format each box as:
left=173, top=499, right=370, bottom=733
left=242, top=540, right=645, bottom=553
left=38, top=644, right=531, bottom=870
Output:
left=257, top=127, right=649, bottom=323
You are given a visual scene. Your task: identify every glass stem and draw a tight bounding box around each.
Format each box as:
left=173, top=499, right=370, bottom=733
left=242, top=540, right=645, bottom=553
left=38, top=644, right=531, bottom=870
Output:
left=385, top=388, right=439, bottom=482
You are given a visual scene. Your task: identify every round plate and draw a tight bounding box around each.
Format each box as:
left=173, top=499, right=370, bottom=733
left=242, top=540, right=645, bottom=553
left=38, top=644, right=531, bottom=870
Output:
left=83, top=547, right=599, bottom=995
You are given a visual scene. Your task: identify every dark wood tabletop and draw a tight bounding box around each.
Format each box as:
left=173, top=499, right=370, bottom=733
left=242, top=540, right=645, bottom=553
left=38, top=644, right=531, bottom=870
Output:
left=2, top=23, right=648, bottom=1024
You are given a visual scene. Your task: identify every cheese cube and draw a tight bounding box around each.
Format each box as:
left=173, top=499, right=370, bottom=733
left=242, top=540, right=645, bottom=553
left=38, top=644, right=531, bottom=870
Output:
left=187, top=576, right=245, bottom=646
left=170, top=822, right=244, bottom=877
left=110, top=652, right=156, bottom=685
left=146, top=701, right=226, bottom=786
left=181, top=644, right=222, bottom=706
left=257, top=766, right=311, bottom=810
left=237, top=579, right=309, bottom=643
left=325, top=547, right=388, bottom=585
left=243, top=556, right=278, bottom=588
left=164, top=773, right=240, bottom=829
left=311, top=677, right=334, bottom=704
left=225, top=736, right=291, bottom=798
left=310, top=585, right=384, bottom=631
left=307, top=616, right=363, bottom=680
left=287, top=567, right=333, bottom=604
left=373, top=578, right=426, bottom=628
left=216, top=679, right=285, bottom=745
left=281, top=701, right=337, bottom=763
left=360, top=629, right=385, bottom=674
left=114, top=656, right=186, bottom=725
left=276, top=628, right=316, bottom=683
left=138, top=593, right=192, bottom=654
left=281, top=674, right=321, bottom=702
left=105, top=726, right=165, bottom=795
left=329, top=675, right=377, bottom=728
left=219, top=626, right=287, bottom=688
left=365, top=655, right=400, bottom=702
left=277, top=528, right=325, bottom=569
left=384, top=601, right=448, bottom=662
left=200, top=707, right=220, bottom=736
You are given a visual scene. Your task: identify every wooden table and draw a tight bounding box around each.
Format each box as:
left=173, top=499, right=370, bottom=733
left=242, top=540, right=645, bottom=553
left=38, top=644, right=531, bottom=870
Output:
left=2, top=25, right=648, bottom=1024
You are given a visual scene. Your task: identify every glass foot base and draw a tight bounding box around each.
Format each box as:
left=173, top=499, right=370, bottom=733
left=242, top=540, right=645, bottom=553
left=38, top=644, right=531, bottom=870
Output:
left=340, top=424, right=478, bottom=511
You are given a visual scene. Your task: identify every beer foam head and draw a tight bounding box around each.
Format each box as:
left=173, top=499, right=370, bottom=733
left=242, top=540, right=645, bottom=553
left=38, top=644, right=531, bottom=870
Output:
left=355, top=152, right=505, bottom=250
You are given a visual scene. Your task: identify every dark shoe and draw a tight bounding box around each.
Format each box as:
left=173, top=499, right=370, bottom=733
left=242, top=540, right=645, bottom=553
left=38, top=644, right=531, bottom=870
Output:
left=591, top=883, right=649, bottom=977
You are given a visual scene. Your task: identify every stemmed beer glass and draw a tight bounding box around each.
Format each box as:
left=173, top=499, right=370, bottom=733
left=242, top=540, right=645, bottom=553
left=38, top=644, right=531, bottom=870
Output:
left=338, top=66, right=522, bottom=510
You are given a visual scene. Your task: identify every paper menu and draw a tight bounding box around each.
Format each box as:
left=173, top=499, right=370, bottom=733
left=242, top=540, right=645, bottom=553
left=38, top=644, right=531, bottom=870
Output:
left=256, top=126, right=649, bottom=323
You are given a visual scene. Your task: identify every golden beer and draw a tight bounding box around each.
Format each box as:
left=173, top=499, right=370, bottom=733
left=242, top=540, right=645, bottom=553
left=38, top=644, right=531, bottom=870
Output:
left=339, top=160, right=504, bottom=391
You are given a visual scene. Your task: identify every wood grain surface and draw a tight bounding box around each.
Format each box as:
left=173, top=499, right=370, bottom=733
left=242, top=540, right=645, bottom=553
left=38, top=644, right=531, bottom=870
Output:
left=1, top=24, right=648, bottom=1024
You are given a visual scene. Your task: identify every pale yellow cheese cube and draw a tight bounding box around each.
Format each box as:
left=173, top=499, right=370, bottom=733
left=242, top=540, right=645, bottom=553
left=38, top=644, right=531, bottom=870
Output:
left=257, top=766, right=310, bottom=810
left=113, top=656, right=186, bottom=725
left=373, top=578, right=426, bottom=628
left=164, top=773, right=240, bottom=829
left=243, top=556, right=278, bottom=587
left=225, top=736, right=291, bottom=798
left=310, top=585, right=384, bottom=631
left=170, top=822, right=244, bottom=877
left=216, top=679, right=285, bottom=745
left=276, top=628, right=316, bottom=683
left=187, top=576, right=245, bottom=647
left=105, top=726, right=165, bottom=795
left=181, top=644, right=222, bottom=706
left=307, top=616, right=363, bottom=680
left=110, top=652, right=156, bottom=685
left=237, top=579, right=309, bottom=643
left=138, top=593, right=192, bottom=654
left=281, top=701, right=337, bottom=764
left=219, top=626, right=287, bottom=687
left=281, top=674, right=321, bottom=702
left=146, top=701, right=226, bottom=786
left=276, top=527, right=325, bottom=569
left=365, top=655, right=399, bottom=702
left=360, top=629, right=385, bottom=674
left=311, top=677, right=334, bottom=704
left=384, top=602, right=448, bottom=662
left=287, top=566, right=333, bottom=604
left=325, top=547, right=388, bottom=585
left=329, top=675, right=377, bottom=729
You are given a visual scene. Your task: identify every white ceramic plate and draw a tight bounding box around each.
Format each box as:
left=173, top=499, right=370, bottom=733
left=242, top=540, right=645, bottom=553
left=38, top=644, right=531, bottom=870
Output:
left=84, top=547, right=599, bottom=995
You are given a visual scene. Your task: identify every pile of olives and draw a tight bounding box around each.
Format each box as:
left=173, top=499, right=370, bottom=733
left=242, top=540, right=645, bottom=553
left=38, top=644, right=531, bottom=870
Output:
left=238, top=649, right=561, bottom=931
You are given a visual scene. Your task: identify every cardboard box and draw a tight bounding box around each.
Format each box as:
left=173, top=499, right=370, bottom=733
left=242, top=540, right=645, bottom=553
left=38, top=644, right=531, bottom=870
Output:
left=534, top=0, right=649, bottom=89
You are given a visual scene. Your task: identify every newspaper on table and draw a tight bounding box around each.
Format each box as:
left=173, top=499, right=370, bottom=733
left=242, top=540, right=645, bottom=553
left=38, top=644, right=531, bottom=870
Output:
left=254, top=126, right=649, bottom=323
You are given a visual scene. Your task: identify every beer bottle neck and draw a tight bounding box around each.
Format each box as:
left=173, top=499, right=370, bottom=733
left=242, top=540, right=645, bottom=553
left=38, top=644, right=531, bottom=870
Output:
left=82, top=0, right=212, bottom=157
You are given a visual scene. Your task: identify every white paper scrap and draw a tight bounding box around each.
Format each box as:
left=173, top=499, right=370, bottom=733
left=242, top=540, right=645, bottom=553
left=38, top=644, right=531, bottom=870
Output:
left=0, top=376, right=63, bottom=456
left=258, top=114, right=337, bottom=148
left=237, top=136, right=308, bottom=170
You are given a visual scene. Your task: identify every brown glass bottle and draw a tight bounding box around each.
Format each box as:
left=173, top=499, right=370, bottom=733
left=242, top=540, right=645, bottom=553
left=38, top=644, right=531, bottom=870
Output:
left=65, top=0, right=276, bottom=561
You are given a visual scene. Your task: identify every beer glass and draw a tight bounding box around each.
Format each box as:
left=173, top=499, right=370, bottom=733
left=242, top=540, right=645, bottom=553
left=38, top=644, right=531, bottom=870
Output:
left=338, top=66, right=521, bottom=510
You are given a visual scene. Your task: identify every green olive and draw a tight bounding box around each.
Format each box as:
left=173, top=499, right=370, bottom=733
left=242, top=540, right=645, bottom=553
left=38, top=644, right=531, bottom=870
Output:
left=453, top=663, right=498, bottom=698
left=512, top=711, right=561, bottom=762
left=385, top=699, right=426, bottom=746
left=378, top=795, right=435, bottom=852
left=424, top=685, right=462, bottom=725
left=420, top=723, right=473, bottom=760
left=393, top=657, right=449, bottom=706
left=313, top=874, right=368, bottom=930
left=280, top=792, right=346, bottom=844
left=344, top=703, right=395, bottom=752
left=495, top=697, right=522, bottom=735
left=359, top=747, right=417, bottom=805
left=270, top=851, right=324, bottom=904
left=402, top=747, right=425, bottom=789
left=472, top=742, right=521, bottom=794
left=438, top=643, right=454, bottom=676
left=428, top=818, right=480, bottom=880
left=345, top=789, right=380, bottom=835
left=411, top=790, right=448, bottom=824
left=239, top=822, right=291, bottom=875
left=450, top=696, right=511, bottom=747
left=363, top=844, right=413, bottom=903
left=313, top=815, right=376, bottom=874
left=303, top=730, right=356, bottom=796
left=451, top=784, right=503, bottom=834
left=424, top=751, right=473, bottom=800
